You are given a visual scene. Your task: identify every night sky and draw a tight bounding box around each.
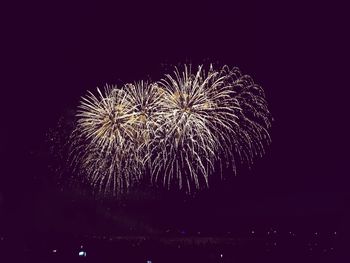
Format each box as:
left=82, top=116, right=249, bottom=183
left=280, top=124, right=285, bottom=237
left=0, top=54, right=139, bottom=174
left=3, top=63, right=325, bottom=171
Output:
left=1, top=0, right=348, bottom=236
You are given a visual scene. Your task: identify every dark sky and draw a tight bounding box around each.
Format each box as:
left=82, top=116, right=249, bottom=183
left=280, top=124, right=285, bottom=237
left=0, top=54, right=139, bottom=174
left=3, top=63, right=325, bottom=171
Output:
left=1, top=0, right=348, bottom=234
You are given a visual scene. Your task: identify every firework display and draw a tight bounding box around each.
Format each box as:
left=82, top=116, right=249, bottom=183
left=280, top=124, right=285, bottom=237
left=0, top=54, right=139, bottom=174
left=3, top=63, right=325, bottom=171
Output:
left=70, top=65, right=272, bottom=195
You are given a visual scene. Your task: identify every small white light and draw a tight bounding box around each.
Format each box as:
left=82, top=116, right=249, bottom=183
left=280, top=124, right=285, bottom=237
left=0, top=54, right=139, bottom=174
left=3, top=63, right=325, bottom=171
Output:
left=147, top=260, right=152, bottom=263
left=220, top=254, right=223, bottom=258
left=52, top=249, right=57, bottom=253
left=79, top=251, right=87, bottom=257
left=273, top=230, right=277, bottom=234
left=334, top=231, right=337, bottom=235
left=251, top=230, right=255, bottom=234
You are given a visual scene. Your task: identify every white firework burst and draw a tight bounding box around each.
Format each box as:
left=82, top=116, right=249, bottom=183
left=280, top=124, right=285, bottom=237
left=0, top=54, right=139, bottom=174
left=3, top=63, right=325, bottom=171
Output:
left=70, top=85, right=142, bottom=195
left=149, top=65, right=242, bottom=192
left=68, top=64, right=272, bottom=196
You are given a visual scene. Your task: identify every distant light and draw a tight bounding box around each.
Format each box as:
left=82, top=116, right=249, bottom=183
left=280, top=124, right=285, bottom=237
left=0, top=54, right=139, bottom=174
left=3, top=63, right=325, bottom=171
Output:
left=267, top=231, right=270, bottom=235
left=273, top=242, right=277, bottom=246
left=251, top=230, right=255, bottom=234
left=52, top=249, right=57, bottom=253
left=330, top=247, right=334, bottom=250
left=314, top=232, right=318, bottom=235
left=220, top=254, right=223, bottom=258
left=273, top=230, right=277, bottom=234
left=147, top=260, right=152, bottom=263
left=334, top=232, right=337, bottom=235
left=79, top=251, right=87, bottom=257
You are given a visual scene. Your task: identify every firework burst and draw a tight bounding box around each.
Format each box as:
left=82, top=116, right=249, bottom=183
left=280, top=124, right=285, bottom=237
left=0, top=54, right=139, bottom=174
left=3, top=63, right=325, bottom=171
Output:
left=71, top=85, right=140, bottom=195
left=150, top=65, right=239, bottom=192
left=68, top=65, right=272, bottom=196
